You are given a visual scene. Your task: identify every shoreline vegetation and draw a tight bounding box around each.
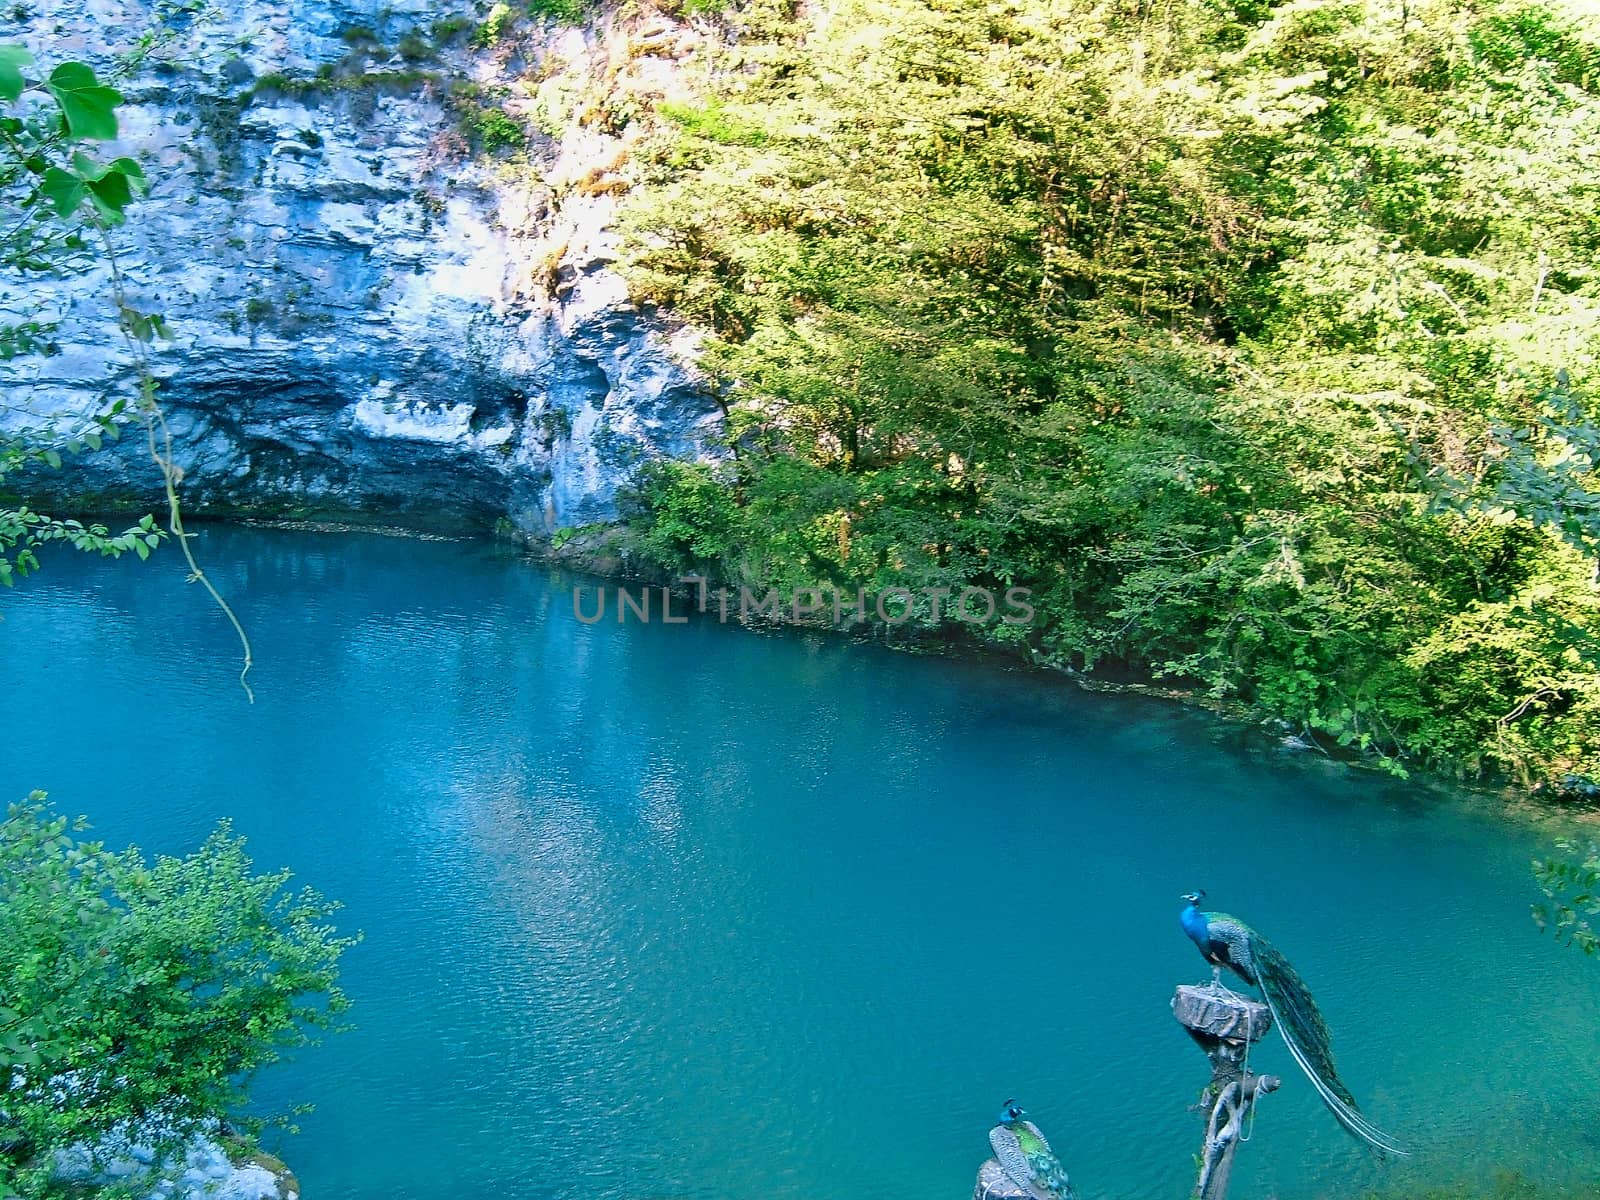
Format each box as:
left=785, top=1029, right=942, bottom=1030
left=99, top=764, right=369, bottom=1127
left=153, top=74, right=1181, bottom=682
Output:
left=536, top=519, right=1600, bottom=803
left=595, top=0, right=1600, bottom=796
left=11, top=0, right=1600, bottom=796
left=49, top=507, right=1600, bottom=808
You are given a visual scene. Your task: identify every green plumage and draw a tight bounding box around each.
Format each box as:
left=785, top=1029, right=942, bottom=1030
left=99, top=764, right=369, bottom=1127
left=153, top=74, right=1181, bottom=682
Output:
left=990, top=1115, right=1077, bottom=1200
left=1249, top=929, right=1358, bottom=1110
left=1014, top=1126, right=1046, bottom=1156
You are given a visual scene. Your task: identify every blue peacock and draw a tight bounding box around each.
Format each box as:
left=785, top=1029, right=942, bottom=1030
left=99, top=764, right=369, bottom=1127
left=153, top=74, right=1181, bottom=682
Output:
left=1180, top=890, right=1407, bottom=1157
left=988, top=1100, right=1077, bottom=1200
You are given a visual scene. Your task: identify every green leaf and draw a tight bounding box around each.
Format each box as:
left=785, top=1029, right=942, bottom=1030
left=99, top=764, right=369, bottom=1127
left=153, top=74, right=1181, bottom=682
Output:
left=71, top=151, right=145, bottom=195
left=38, top=166, right=85, bottom=217
left=0, top=43, right=32, bottom=103
left=87, top=183, right=130, bottom=224
left=44, top=61, right=121, bottom=141
left=89, top=153, right=144, bottom=184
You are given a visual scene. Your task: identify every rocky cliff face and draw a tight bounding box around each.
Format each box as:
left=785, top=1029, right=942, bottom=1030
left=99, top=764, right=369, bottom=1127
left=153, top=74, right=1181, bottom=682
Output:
left=0, top=0, right=721, bottom=534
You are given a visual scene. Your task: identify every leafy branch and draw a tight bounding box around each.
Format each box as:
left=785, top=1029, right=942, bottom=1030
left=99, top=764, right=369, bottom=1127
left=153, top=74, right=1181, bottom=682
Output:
left=1428, top=371, right=1600, bottom=583
left=0, top=796, right=356, bottom=1196
left=1533, top=841, right=1600, bottom=956
left=0, top=42, right=253, bottom=698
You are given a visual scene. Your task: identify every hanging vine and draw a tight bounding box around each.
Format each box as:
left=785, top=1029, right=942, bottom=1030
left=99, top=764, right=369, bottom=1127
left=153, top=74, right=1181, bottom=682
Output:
left=0, top=40, right=254, bottom=699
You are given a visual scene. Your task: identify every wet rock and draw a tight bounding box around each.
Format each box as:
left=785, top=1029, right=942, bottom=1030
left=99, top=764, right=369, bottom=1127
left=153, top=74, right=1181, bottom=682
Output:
left=1558, top=773, right=1600, bottom=801
left=56, top=1133, right=298, bottom=1200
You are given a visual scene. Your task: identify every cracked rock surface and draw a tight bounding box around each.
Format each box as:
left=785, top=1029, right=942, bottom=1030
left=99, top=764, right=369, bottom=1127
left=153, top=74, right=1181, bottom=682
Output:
left=1, top=0, right=722, bottom=534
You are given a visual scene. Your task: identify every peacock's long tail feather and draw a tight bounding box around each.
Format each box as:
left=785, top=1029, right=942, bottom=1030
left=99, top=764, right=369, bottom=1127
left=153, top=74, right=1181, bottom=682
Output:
left=1020, top=1138, right=1076, bottom=1200
left=1250, top=931, right=1410, bottom=1158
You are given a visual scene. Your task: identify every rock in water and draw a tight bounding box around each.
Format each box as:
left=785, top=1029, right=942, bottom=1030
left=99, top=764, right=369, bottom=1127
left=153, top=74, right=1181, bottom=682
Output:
left=974, top=1157, right=1032, bottom=1200
left=55, top=1133, right=299, bottom=1200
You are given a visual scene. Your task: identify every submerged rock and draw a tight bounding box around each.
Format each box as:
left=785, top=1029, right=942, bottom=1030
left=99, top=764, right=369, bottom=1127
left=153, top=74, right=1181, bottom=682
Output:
left=1557, top=773, right=1600, bottom=802
left=0, top=0, right=723, bottom=536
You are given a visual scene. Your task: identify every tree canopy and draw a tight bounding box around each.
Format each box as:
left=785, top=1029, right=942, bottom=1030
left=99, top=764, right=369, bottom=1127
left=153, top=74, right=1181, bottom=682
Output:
left=0, top=797, right=354, bottom=1198
left=617, top=0, right=1600, bottom=786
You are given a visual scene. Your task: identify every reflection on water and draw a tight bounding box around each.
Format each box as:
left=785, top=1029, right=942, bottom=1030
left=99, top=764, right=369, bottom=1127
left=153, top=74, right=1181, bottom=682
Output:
left=2, top=526, right=1597, bottom=1200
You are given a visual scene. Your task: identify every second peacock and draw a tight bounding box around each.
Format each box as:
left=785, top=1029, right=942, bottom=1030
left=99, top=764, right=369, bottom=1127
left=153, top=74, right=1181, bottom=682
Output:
left=989, top=1100, right=1078, bottom=1200
left=1179, top=890, right=1408, bottom=1158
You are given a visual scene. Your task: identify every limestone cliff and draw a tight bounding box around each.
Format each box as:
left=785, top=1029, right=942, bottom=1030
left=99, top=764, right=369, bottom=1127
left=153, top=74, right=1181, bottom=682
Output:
left=0, top=0, right=722, bottom=534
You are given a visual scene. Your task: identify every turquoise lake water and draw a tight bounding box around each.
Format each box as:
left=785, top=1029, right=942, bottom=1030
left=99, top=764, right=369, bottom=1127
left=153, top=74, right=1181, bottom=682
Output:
left=2, top=525, right=1598, bottom=1200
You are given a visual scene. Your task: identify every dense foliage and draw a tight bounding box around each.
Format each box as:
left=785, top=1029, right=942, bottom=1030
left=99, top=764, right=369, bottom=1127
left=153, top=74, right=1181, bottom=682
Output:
left=0, top=797, right=354, bottom=1197
left=615, top=0, right=1600, bottom=785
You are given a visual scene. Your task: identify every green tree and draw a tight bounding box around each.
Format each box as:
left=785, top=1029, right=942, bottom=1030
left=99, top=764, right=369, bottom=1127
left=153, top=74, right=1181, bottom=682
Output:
left=617, top=0, right=1600, bottom=787
left=0, top=796, right=356, bottom=1197
left=1431, top=372, right=1600, bottom=583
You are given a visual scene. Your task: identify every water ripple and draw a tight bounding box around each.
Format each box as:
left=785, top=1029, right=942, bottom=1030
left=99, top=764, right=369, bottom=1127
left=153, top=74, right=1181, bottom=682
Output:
left=2, top=528, right=1597, bottom=1200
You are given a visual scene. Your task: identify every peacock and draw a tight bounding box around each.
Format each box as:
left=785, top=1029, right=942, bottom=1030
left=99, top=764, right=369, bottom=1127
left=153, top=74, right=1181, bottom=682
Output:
left=1180, top=890, right=1407, bottom=1157
left=988, top=1100, right=1078, bottom=1200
